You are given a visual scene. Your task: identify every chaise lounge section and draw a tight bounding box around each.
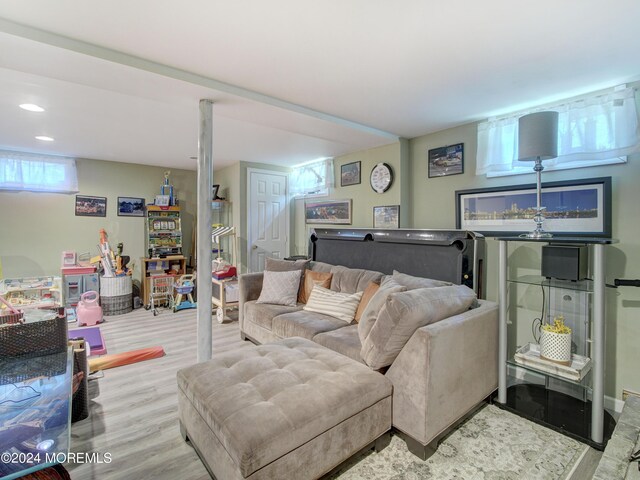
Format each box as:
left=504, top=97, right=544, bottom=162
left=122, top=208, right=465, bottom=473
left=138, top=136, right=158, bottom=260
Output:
left=177, top=337, right=393, bottom=480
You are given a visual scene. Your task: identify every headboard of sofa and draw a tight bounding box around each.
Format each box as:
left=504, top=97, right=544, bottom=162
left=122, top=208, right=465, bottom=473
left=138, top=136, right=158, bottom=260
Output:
left=309, top=228, right=485, bottom=298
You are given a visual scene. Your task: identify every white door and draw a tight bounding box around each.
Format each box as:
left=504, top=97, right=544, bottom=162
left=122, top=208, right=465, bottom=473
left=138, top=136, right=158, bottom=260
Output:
left=248, top=169, right=289, bottom=272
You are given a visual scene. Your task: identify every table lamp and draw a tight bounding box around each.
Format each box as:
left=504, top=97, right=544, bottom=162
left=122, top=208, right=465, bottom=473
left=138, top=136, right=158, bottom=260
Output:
left=518, top=111, right=559, bottom=238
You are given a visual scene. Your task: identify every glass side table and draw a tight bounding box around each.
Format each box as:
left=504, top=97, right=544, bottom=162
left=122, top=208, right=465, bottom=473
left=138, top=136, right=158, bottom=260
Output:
left=0, top=348, right=73, bottom=480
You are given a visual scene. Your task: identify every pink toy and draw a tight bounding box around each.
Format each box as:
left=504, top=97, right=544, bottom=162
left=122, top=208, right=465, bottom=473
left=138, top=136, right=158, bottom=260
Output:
left=76, top=291, right=103, bottom=326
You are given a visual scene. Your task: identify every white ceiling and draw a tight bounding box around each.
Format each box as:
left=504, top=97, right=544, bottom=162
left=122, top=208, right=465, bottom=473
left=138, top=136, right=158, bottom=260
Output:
left=0, top=1, right=639, bottom=170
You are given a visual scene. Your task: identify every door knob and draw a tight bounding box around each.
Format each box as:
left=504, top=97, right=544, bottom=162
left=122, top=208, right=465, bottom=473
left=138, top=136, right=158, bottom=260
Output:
left=252, top=245, right=258, bottom=250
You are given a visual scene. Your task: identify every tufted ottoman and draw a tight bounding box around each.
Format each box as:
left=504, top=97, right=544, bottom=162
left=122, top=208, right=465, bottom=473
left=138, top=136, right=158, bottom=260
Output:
left=177, top=337, right=392, bottom=480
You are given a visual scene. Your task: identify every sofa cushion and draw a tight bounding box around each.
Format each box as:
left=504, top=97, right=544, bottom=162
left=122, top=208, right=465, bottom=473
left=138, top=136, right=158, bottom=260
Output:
left=298, top=270, right=333, bottom=304
left=355, top=281, right=380, bottom=323
left=360, top=285, right=478, bottom=369
left=392, top=270, right=453, bottom=289
left=244, top=300, right=302, bottom=331
left=309, top=260, right=334, bottom=273
left=265, top=257, right=310, bottom=272
left=176, top=337, right=392, bottom=477
left=256, top=270, right=302, bottom=306
left=273, top=310, right=349, bottom=340
left=330, top=265, right=384, bottom=293
left=357, top=276, right=407, bottom=343
left=303, top=286, right=363, bottom=323
left=313, top=325, right=364, bottom=364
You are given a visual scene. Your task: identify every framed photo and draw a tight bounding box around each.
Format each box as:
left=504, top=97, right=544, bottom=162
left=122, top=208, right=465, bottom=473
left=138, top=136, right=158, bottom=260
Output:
left=428, top=143, right=464, bottom=178
left=373, top=205, right=400, bottom=229
left=117, top=197, right=145, bottom=217
left=455, top=177, right=612, bottom=237
left=305, top=199, right=352, bottom=224
left=212, top=184, right=220, bottom=200
left=75, top=195, right=107, bottom=217
left=340, top=161, right=361, bottom=187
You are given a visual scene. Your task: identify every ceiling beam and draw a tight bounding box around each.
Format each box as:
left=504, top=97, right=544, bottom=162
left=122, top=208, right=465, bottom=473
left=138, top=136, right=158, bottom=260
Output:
left=0, top=17, right=399, bottom=141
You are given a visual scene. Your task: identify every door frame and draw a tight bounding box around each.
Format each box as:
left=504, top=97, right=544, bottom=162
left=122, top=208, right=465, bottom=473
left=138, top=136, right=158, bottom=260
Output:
left=246, top=168, right=290, bottom=272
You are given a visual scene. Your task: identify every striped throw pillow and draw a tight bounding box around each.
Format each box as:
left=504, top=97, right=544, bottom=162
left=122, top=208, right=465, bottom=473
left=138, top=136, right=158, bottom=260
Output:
left=303, top=286, right=363, bottom=323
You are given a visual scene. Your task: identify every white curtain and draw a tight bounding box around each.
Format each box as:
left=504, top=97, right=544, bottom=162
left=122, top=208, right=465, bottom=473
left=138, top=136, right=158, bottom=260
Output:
left=0, top=150, right=79, bottom=193
left=477, top=87, right=640, bottom=176
left=289, top=158, right=334, bottom=196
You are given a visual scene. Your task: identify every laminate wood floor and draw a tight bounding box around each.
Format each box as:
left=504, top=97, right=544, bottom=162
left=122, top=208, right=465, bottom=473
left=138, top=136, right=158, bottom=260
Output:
left=67, top=307, right=248, bottom=480
left=66, top=307, right=602, bottom=480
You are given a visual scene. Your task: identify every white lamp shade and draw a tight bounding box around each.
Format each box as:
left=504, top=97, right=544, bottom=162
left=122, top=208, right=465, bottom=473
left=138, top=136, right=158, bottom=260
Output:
left=518, top=111, right=559, bottom=162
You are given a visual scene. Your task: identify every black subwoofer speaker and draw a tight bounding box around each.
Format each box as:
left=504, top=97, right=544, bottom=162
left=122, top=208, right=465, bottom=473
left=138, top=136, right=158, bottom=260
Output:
left=541, top=244, right=588, bottom=281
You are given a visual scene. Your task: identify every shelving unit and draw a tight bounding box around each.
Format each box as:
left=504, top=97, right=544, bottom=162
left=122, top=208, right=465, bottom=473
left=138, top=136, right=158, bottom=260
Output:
left=495, top=236, right=617, bottom=449
left=0, top=276, right=62, bottom=310
left=146, top=205, right=182, bottom=256
left=212, top=201, right=232, bottom=262
left=190, top=201, right=233, bottom=265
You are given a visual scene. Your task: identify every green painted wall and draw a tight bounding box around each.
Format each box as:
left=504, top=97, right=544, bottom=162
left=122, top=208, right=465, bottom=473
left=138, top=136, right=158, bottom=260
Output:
left=292, top=142, right=403, bottom=255
left=0, top=158, right=196, bottom=285
left=407, top=89, right=640, bottom=402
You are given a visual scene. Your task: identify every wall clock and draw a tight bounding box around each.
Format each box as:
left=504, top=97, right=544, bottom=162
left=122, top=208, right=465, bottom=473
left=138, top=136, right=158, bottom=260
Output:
left=370, top=162, right=394, bottom=193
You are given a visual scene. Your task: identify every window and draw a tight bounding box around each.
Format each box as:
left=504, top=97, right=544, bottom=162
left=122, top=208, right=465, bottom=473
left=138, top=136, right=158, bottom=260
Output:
left=289, top=158, right=334, bottom=197
left=0, top=150, right=78, bottom=193
left=476, top=87, right=639, bottom=177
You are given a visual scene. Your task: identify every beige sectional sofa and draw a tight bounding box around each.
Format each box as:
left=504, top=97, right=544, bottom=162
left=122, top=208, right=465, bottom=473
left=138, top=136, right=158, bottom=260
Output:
left=239, top=260, right=499, bottom=458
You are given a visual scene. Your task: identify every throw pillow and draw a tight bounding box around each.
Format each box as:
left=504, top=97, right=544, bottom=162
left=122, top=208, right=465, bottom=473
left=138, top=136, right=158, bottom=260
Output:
left=392, top=270, right=452, bottom=289
left=265, top=257, right=310, bottom=299
left=303, top=286, right=363, bottom=323
left=357, top=276, right=407, bottom=343
left=354, top=281, right=381, bottom=323
left=298, top=270, right=333, bottom=304
left=360, top=284, right=477, bottom=369
left=256, top=270, right=302, bottom=307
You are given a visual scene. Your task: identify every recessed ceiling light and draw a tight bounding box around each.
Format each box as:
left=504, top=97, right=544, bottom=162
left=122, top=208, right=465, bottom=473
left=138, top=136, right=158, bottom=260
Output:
left=20, top=103, right=45, bottom=112
left=35, top=136, right=54, bottom=142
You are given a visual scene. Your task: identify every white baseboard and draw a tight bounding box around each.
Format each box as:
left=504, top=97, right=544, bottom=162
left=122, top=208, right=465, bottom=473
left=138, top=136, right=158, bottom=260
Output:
left=605, top=395, right=624, bottom=420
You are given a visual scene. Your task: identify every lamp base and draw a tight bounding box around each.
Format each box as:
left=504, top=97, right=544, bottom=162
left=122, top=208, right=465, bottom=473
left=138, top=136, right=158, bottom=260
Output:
left=523, top=204, right=553, bottom=239
left=523, top=230, right=553, bottom=239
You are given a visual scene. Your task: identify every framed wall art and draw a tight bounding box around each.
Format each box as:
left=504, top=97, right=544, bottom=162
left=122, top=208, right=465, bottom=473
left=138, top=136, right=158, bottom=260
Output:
left=340, top=161, right=361, bottom=187
left=428, top=143, right=464, bottom=178
left=373, top=205, right=400, bottom=229
left=305, top=199, right=352, bottom=224
left=117, top=197, right=145, bottom=217
left=455, top=177, right=612, bottom=237
left=75, top=195, right=107, bottom=217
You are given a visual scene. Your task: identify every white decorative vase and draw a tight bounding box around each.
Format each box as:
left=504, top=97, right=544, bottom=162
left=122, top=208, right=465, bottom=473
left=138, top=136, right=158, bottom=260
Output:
left=540, top=330, right=572, bottom=366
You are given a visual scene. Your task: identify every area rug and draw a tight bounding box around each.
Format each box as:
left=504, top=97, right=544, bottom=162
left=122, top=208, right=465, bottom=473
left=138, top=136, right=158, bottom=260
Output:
left=331, top=404, right=588, bottom=480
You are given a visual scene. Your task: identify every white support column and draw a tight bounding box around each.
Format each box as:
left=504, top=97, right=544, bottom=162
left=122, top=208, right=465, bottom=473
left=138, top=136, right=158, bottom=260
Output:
left=197, top=99, right=213, bottom=362
left=591, top=243, right=605, bottom=443
left=498, top=240, right=508, bottom=404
